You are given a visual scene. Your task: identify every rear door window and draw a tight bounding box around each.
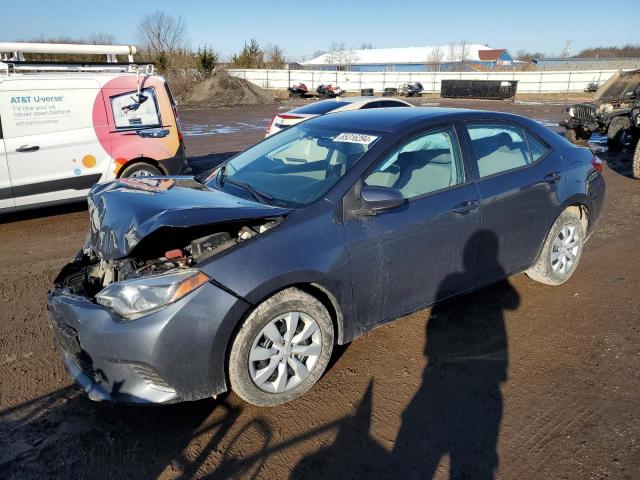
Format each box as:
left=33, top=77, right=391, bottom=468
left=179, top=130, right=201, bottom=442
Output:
left=110, top=87, right=161, bottom=129
left=466, top=124, right=532, bottom=178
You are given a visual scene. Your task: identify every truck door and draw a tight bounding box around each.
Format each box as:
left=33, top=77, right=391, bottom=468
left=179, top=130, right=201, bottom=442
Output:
left=0, top=79, right=110, bottom=208
left=0, top=114, right=15, bottom=210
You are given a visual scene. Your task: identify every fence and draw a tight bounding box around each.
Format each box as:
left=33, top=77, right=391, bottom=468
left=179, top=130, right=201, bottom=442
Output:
left=228, top=68, right=620, bottom=94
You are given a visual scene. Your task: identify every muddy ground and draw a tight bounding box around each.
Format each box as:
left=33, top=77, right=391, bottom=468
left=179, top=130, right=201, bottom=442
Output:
left=0, top=98, right=638, bottom=479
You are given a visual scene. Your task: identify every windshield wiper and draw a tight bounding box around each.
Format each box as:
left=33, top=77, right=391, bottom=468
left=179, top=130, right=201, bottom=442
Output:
left=225, top=178, right=274, bottom=205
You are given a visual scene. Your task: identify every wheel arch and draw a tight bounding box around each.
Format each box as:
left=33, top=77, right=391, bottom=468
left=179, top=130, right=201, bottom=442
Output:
left=529, top=199, right=592, bottom=270
left=219, top=278, right=348, bottom=396
left=116, top=156, right=167, bottom=178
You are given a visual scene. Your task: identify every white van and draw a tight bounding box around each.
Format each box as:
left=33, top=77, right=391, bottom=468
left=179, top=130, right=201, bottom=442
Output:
left=0, top=43, right=186, bottom=212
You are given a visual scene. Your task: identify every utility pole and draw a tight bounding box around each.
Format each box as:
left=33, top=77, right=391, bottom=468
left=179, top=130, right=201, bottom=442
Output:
left=561, top=40, right=572, bottom=58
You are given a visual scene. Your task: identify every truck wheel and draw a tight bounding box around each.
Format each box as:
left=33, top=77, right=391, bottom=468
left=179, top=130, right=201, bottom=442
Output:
left=607, top=117, right=631, bottom=150
left=526, top=209, right=585, bottom=286
left=120, top=162, right=163, bottom=178
left=229, top=288, right=334, bottom=406
left=564, top=128, right=580, bottom=144
left=633, top=141, right=640, bottom=180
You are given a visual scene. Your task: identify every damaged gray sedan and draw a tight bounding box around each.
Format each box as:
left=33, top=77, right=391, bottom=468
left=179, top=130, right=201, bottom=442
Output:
left=48, top=108, right=604, bottom=406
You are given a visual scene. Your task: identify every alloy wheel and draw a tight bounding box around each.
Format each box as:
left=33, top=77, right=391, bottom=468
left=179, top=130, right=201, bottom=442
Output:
left=550, top=225, right=581, bottom=275
left=248, top=311, right=322, bottom=393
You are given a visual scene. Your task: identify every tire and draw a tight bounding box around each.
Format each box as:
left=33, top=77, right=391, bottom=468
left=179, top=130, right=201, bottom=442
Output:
left=564, top=128, right=580, bottom=144
left=606, top=117, right=631, bottom=150
left=633, top=140, right=640, bottom=180
left=120, top=162, right=163, bottom=178
left=526, top=209, right=586, bottom=286
left=229, top=288, right=334, bottom=406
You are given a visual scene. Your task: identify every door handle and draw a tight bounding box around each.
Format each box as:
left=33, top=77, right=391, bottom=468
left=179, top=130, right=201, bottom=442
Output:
left=452, top=200, right=480, bottom=215
left=16, top=145, right=40, bottom=153
left=543, top=172, right=562, bottom=184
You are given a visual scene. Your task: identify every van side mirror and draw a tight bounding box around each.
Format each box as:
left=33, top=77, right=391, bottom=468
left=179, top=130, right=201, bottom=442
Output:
left=360, top=185, right=404, bottom=215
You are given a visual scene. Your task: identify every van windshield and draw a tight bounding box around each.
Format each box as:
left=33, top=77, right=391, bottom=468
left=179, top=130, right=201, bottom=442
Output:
left=207, top=124, right=380, bottom=206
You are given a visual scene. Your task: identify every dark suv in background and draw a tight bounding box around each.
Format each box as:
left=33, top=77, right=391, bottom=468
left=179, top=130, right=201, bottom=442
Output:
left=561, top=69, right=640, bottom=178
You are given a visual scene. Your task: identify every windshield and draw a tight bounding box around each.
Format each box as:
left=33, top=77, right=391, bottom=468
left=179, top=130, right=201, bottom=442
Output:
left=207, top=124, right=380, bottom=206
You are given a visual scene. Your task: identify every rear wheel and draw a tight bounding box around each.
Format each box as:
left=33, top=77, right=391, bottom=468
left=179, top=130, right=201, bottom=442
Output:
left=120, top=162, right=163, bottom=178
left=229, top=288, right=334, bottom=406
left=526, top=209, right=585, bottom=286
left=607, top=117, right=631, bottom=150
left=633, top=140, right=640, bottom=179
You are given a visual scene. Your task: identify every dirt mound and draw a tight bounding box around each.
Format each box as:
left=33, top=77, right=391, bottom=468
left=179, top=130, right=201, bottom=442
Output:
left=180, top=73, right=276, bottom=107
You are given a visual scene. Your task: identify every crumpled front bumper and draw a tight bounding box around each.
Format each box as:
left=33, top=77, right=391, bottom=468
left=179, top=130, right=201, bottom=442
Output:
left=47, top=276, right=250, bottom=404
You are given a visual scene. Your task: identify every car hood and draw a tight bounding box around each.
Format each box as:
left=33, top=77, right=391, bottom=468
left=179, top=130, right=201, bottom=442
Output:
left=86, top=176, right=290, bottom=261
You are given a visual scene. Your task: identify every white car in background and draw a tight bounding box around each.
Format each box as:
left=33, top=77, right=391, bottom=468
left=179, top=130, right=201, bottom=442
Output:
left=266, top=97, right=413, bottom=136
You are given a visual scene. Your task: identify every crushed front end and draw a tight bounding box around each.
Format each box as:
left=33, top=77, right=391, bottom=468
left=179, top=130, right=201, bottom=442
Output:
left=47, top=176, right=287, bottom=403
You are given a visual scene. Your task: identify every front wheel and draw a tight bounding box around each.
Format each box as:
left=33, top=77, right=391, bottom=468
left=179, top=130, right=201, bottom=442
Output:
left=607, top=117, right=631, bottom=150
left=526, top=209, right=586, bottom=286
left=633, top=140, right=640, bottom=180
left=229, top=288, right=334, bottom=406
left=564, top=128, right=580, bottom=144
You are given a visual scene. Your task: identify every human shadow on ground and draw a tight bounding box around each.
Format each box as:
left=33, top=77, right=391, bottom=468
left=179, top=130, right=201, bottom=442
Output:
left=292, top=230, right=520, bottom=479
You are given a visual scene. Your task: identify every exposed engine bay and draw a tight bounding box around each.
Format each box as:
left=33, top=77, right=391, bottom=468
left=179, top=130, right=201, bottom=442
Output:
left=55, top=218, right=282, bottom=298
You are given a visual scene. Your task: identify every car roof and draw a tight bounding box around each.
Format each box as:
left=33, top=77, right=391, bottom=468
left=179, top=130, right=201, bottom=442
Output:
left=302, top=107, right=459, bottom=131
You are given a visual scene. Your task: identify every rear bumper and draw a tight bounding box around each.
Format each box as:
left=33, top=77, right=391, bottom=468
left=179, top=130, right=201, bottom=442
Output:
left=161, top=140, right=188, bottom=175
left=47, top=276, right=250, bottom=404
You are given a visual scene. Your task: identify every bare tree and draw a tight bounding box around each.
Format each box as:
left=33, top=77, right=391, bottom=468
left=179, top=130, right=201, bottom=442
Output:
left=427, top=46, right=443, bottom=70
left=324, top=41, right=359, bottom=69
left=88, top=33, right=115, bottom=45
left=457, top=40, right=470, bottom=65
left=137, top=11, right=187, bottom=56
left=447, top=43, right=456, bottom=64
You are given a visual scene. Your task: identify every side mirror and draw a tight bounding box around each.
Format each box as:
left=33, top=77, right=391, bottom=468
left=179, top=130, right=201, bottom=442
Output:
left=137, top=128, right=169, bottom=138
left=360, top=185, right=404, bottom=215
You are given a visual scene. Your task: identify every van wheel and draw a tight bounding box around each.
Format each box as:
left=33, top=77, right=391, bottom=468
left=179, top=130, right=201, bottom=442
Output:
left=120, top=162, right=163, bottom=178
left=229, top=288, right=334, bottom=406
left=526, top=209, right=585, bottom=286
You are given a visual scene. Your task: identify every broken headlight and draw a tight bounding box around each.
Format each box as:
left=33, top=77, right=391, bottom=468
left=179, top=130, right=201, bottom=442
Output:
left=96, top=269, right=210, bottom=320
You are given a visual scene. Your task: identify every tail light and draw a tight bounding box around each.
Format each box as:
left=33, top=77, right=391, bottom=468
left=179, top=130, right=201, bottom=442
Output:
left=591, top=155, right=604, bottom=172
left=278, top=114, right=303, bottom=120
left=266, top=115, right=277, bottom=134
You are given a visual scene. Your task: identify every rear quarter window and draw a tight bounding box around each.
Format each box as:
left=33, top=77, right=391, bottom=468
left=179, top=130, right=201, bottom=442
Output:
left=110, top=87, right=161, bottom=129
left=290, top=101, right=350, bottom=115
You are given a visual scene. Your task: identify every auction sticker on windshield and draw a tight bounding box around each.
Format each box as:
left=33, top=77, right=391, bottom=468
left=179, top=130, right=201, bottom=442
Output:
left=333, top=133, right=378, bottom=144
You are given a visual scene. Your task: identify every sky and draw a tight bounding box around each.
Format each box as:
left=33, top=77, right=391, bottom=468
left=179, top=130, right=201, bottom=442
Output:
left=1, top=0, right=638, bottom=61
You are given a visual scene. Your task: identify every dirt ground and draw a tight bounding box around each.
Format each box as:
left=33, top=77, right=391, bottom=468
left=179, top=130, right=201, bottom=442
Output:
left=0, top=98, right=638, bottom=480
